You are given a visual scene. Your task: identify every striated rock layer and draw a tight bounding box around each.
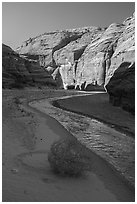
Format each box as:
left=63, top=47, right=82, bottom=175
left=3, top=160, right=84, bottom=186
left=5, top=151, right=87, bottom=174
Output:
left=2, top=44, right=56, bottom=88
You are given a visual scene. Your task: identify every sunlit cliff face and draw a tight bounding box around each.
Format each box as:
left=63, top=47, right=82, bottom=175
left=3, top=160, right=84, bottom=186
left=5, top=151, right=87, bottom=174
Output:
left=59, top=59, right=74, bottom=90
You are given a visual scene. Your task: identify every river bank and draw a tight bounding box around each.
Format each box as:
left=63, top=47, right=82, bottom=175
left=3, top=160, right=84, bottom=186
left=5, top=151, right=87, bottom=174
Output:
left=53, top=92, right=135, bottom=136
left=2, top=89, right=135, bottom=201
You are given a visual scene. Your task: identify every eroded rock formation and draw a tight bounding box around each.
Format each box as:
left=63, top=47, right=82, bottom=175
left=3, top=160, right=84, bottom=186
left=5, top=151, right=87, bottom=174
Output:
left=16, top=13, right=134, bottom=91
left=75, top=23, right=124, bottom=90
left=16, top=26, right=105, bottom=89
left=2, top=44, right=55, bottom=88
left=4, top=12, right=135, bottom=113
left=106, top=62, right=135, bottom=114
left=16, top=27, right=101, bottom=68
left=105, top=13, right=135, bottom=114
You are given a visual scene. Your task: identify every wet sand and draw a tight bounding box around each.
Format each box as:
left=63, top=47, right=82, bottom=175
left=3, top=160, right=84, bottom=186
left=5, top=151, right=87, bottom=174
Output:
left=2, top=89, right=135, bottom=202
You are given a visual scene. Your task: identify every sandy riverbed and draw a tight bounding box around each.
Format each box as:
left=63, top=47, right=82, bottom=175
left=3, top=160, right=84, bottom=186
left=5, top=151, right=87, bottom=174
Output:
left=2, top=89, right=135, bottom=202
left=54, top=92, right=135, bottom=136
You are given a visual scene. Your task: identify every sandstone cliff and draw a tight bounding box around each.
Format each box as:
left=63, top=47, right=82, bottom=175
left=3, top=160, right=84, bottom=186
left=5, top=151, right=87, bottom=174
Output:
left=8, top=12, right=135, bottom=113
left=2, top=44, right=56, bottom=88
left=105, top=13, right=135, bottom=114
left=16, top=13, right=134, bottom=90
left=16, top=26, right=105, bottom=88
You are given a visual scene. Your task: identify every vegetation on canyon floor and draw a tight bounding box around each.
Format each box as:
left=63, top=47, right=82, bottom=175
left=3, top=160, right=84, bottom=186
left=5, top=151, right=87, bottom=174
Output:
left=48, top=138, right=90, bottom=176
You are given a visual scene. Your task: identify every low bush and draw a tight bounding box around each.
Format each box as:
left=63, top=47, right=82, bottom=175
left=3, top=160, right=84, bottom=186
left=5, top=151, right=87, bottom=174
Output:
left=48, top=139, right=89, bottom=176
left=14, top=97, right=21, bottom=105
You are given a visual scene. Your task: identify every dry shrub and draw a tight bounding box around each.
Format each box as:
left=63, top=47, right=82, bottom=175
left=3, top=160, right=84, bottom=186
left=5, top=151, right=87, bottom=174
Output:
left=48, top=139, right=89, bottom=176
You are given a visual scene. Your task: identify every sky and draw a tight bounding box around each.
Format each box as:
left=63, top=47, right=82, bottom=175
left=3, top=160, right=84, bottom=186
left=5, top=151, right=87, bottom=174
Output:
left=2, top=2, right=135, bottom=50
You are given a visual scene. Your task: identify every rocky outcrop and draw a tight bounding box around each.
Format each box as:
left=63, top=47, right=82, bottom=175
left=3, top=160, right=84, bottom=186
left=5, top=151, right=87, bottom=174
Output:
left=16, top=13, right=134, bottom=91
left=105, top=13, right=135, bottom=114
left=16, top=27, right=102, bottom=69
left=2, top=44, right=55, bottom=88
left=105, top=13, right=135, bottom=86
left=52, top=59, right=75, bottom=89
left=75, top=23, right=124, bottom=90
left=53, top=27, right=104, bottom=65
left=74, top=13, right=134, bottom=93
left=15, top=13, right=135, bottom=113
left=106, top=62, right=135, bottom=114
left=16, top=26, right=105, bottom=88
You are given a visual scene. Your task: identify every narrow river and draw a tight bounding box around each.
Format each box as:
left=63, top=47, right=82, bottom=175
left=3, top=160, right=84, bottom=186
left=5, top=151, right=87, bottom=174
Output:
left=3, top=92, right=135, bottom=202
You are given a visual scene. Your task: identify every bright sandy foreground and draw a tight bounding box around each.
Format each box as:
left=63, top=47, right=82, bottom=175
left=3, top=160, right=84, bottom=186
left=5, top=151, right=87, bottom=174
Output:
left=2, top=89, right=135, bottom=202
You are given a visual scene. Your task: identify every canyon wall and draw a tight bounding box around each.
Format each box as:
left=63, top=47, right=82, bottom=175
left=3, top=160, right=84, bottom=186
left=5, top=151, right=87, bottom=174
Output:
left=3, top=13, right=135, bottom=113
left=2, top=44, right=56, bottom=88
left=105, top=13, right=135, bottom=114
left=16, top=14, right=135, bottom=90
left=16, top=26, right=105, bottom=89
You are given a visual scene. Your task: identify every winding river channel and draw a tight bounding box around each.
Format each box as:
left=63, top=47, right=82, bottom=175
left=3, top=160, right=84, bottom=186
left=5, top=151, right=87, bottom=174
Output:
left=3, top=91, right=135, bottom=202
